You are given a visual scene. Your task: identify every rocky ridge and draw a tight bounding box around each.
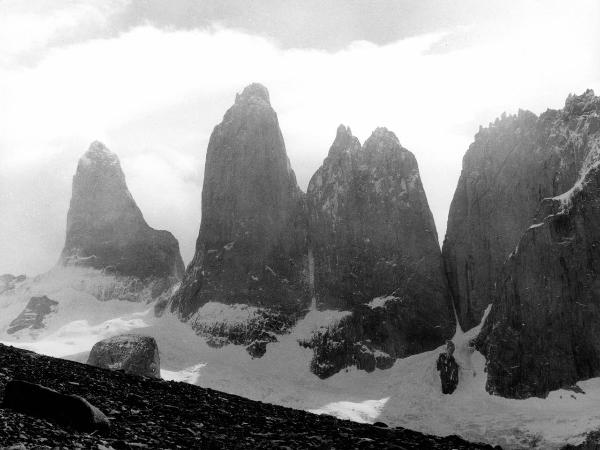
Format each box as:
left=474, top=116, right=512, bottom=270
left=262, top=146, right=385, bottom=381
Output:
left=0, top=343, right=494, bottom=449
left=7, top=296, right=58, bottom=335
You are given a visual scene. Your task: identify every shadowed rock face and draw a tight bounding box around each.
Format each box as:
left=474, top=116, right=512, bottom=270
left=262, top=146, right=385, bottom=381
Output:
left=475, top=92, right=600, bottom=398
left=304, top=126, right=455, bottom=377
left=60, top=142, right=184, bottom=287
left=7, top=296, right=58, bottom=335
left=171, top=83, right=310, bottom=321
left=443, top=90, right=600, bottom=331
left=87, top=334, right=161, bottom=378
left=2, top=379, right=110, bottom=433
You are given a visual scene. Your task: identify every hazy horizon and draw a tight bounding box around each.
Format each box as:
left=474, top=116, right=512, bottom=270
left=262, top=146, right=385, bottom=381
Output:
left=1, top=0, right=599, bottom=275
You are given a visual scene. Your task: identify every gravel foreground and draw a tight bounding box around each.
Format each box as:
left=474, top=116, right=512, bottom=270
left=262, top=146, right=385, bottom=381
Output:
left=0, top=343, right=497, bottom=449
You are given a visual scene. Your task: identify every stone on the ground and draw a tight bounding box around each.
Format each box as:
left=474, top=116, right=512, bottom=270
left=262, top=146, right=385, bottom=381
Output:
left=436, top=341, right=459, bottom=394
left=1, top=379, right=109, bottom=432
left=87, top=334, right=161, bottom=378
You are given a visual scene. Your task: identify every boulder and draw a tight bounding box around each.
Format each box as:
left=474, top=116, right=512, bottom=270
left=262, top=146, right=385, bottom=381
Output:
left=7, top=295, right=58, bottom=335
left=60, top=141, right=184, bottom=293
left=436, top=341, right=459, bottom=394
left=1, top=379, right=109, bottom=432
left=87, top=334, right=161, bottom=378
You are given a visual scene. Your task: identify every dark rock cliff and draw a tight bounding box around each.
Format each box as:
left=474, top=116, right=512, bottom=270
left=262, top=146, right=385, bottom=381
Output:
left=476, top=148, right=600, bottom=398
left=170, top=84, right=310, bottom=338
left=443, top=90, right=600, bottom=330
left=471, top=90, right=600, bottom=398
left=304, top=126, right=455, bottom=377
left=60, top=141, right=184, bottom=291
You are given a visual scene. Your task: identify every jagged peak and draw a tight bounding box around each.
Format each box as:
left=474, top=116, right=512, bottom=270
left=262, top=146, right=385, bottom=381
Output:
left=473, top=109, right=538, bottom=141
left=336, top=124, right=353, bottom=139
left=81, top=141, right=120, bottom=167
left=327, top=124, right=360, bottom=158
left=365, top=127, right=401, bottom=147
left=235, top=83, right=271, bottom=106
left=564, top=88, right=599, bottom=116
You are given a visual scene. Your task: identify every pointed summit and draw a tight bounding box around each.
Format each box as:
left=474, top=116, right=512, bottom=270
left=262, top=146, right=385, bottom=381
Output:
left=327, top=124, right=360, bottom=158
left=235, top=82, right=271, bottom=105
left=60, top=142, right=184, bottom=286
left=171, top=84, right=309, bottom=322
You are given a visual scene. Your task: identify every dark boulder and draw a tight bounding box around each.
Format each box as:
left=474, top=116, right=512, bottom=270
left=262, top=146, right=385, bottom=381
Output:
left=60, top=141, right=184, bottom=294
left=373, top=421, right=389, bottom=428
left=1, top=379, right=109, bottom=433
left=436, top=341, right=459, bottom=394
left=7, top=296, right=58, bottom=335
left=87, top=334, right=161, bottom=378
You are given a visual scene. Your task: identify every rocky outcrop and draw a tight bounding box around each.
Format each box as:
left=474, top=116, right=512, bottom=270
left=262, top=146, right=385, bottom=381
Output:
left=170, top=84, right=310, bottom=349
left=0, top=274, right=26, bottom=295
left=476, top=160, right=600, bottom=398
left=7, top=296, right=58, bottom=335
left=304, top=126, right=455, bottom=377
left=444, top=90, right=600, bottom=330
left=2, top=379, right=109, bottom=433
left=471, top=90, right=600, bottom=398
left=87, top=334, right=161, bottom=378
left=60, top=141, right=184, bottom=295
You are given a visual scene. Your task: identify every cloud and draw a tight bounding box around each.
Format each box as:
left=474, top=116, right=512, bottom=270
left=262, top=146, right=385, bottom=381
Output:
left=0, top=0, right=129, bottom=67
left=1, top=0, right=599, bottom=275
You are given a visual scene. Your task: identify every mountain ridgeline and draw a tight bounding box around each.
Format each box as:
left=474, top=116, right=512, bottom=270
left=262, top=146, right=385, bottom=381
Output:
left=28, top=83, right=600, bottom=397
left=170, top=84, right=455, bottom=374
left=170, top=84, right=600, bottom=394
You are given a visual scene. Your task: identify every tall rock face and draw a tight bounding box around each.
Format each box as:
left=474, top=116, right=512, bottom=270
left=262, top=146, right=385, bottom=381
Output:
left=475, top=90, right=600, bottom=398
left=170, top=84, right=310, bottom=349
left=60, top=142, right=184, bottom=291
left=443, top=90, right=600, bottom=331
left=304, top=126, right=455, bottom=377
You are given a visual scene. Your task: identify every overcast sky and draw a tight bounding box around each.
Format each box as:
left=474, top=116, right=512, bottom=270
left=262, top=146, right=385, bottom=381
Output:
left=1, top=0, right=599, bottom=276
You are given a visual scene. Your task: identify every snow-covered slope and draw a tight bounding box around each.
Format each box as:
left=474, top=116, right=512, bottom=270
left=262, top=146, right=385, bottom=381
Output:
left=3, top=276, right=600, bottom=449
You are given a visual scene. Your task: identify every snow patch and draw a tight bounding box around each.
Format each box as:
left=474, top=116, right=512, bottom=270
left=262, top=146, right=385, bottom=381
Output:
left=2, top=274, right=600, bottom=449
left=192, top=302, right=261, bottom=327
left=552, top=140, right=600, bottom=209
left=366, top=295, right=400, bottom=309
left=310, top=397, right=390, bottom=423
